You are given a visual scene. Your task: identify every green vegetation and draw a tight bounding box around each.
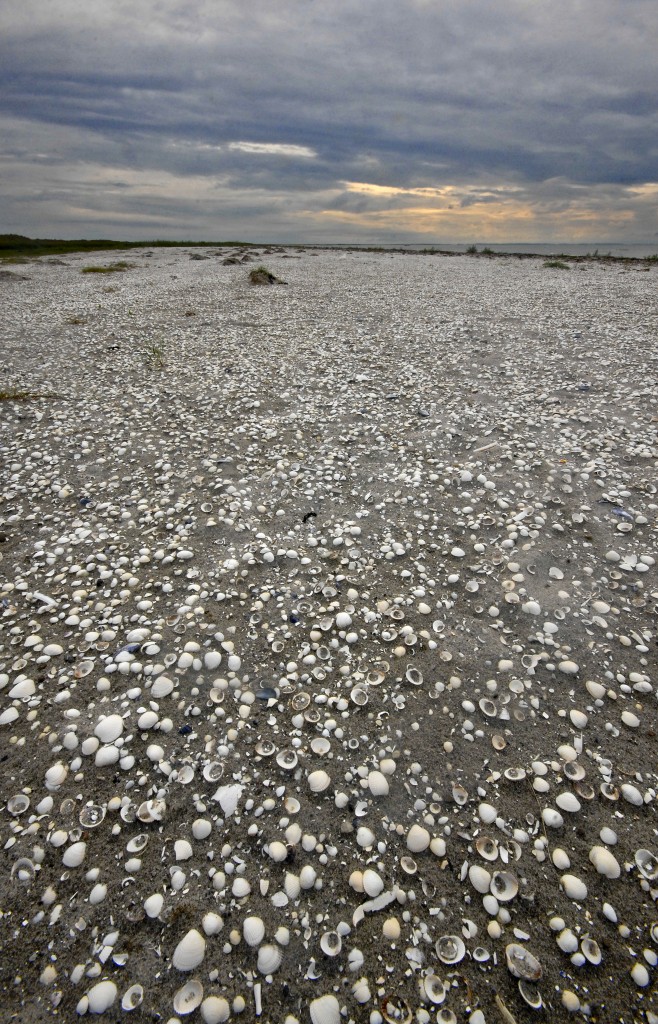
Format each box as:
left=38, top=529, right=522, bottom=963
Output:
left=466, top=244, right=478, bottom=254
left=143, top=340, right=167, bottom=369
left=543, top=259, right=570, bottom=270
left=81, top=260, right=135, bottom=274
left=249, top=265, right=285, bottom=285
left=0, top=234, right=255, bottom=262
left=0, top=387, right=52, bottom=401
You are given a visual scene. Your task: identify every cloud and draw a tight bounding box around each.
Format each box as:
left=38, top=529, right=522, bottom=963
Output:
left=1, top=0, right=657, bottom=241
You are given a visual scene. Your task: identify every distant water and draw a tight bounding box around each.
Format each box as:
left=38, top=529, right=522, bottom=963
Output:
left=332, top=242, right=658, bottom=259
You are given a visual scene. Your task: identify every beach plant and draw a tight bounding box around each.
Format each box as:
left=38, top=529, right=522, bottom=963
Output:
left=144, top=339, right=167, bottom=369
left=466, top=245, right=478, bottom=254
left=81, top=261, right=134, bottom=274
left=543, top=260, right=570, bottom=270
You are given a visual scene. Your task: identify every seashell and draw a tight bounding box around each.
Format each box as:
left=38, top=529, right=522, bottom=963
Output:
left=505, top=943, right=542, bottom=981
left=203, top=761, right=224, bottom=782
left=518, top=979, right=543, bottom=1009
left=563, top=760, right=585, bottom=781
left=311, top=736, right=331, bottom=755
left=202, top=912, right=223, bottom=936
left=299, top=865, right=317, bottom=889
left=631, top=962, right=650, bottom=987
left=151, top=675, right=174, bottom=698
left=45, top=762, right=68, bottom=790
left=87, top=980, right=117, bottom=1013
left=290, top=691, right=311, bottom=711
left=126, top=834, right=148, bottom=853
left=308, top=769, right=331, bottom=793
left=11, top=858, right=36, bottom=885
left=452, top=783, right=468, bottom=805
left=621, top=783, right=643, bottom=807
left=479, top=697, right=498, bottom=717
left=79, top=804, right=105, bottom=828
left=423, top=975, right=446, bottom=1004
left=276, top=749, right=299, bottom=770
left=257, top=943, right=283, bottom=974
left=504, top=767, right=526, bottom=783
left=407, top=824, right=430, bottom=852
left=62, top=841, right=87, bottom=868
left=368, top=770, right=389, bottom=797
left=363, top=868, right=384, bottom=897
left=436, top=934, right=465, bottom=965
left=475, top=836, right=498, bottom=862
left=284, top=796, right=300, bottom=814
left=561, top=874, right=588, bottom=901
left=490, top=870, right=518, bottom=902
left=589, top=846, right=620, bottom=879
left=400, top=855, right=417, bottom=875
left=172, top=929, right=206, bottom=971
left=232, top=877, right=251, bottom=898
left=473, top=946, right=490, bottom=962
left=581, top=937, right=602, bottom=965
left=144, top=893, right=164, bottom=918
left=469, top=864, right=492, bottom=894
left=284, top=872, right=301, bottom=900
left=7, top=794, right=30, bottom=816
left=310, top=994, right=341, bottom=1024
left=200, top=996, right=230, bottom=1024
left=320, top=930, right=342, bottom=956
left=600, top=782, right=619, bottom=801
left=175, top=839, right=193, bottom=861
left=212, top=784, right=243, bottom=816
left=173, top=979, right=204, bottom=1015
left=556, top=928, right=579, bottom=953
left=542, top=807, right=564, bottom=828
left=121, top=984, right=144, bottom=1011
left=635, top=849, right=658, bottom=880
left=94, top=714, right=123, bottom=743
left=243, top=916, right=265, bottom=946
left=137, top=798, right=166, bottom=823
left=381, top=996, right=413, bottom=1024
left=405, top=666, right=423, bottom=686
left=492, top=734, right=506, bottom=751
left=75, top=659, right=95, bottom=678
left=556, top=792, right=581, bottom=813
left=350, top=686, right=368, bottom=706
left=177, top=765, right=195, bottom=785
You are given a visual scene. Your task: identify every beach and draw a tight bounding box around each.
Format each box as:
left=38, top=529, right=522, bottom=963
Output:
left=1, top=246, right=657, bottom=1023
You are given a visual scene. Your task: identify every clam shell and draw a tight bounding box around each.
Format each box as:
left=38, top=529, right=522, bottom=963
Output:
left=506, top=943, right=542, bottom=981
left=436, top=934, right=465, bottom=965
left=121, top=984, right=144, bottom=1011
left=276, top=749, right=299, bottom=770
left=423, top=974, right=446, bottom=1004
left=308, top=769, right=331, bottom=793
left=475, top=836, right=499, bottom=862
left=79, top=804, right=105, bottom=828
left=200, top=996, right=230, bottom=1024
left=87, top=980, right=117, bottom=1013
left=243, top=916, right=265, bottom=947
left=173, top=979, right=204, bottom=1015
left=635, top=849, right=658, bottom=880
left=518, top=980, right=543, bottom=1009
left=320, top=930, right=342, bottom=956
left=311, top=737, right=331, bottom=755
left=490, top=870, right=518, bottom=902
left=172, top=929, right=206, bottom=971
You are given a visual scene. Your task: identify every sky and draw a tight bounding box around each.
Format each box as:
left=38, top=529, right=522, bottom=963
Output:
left=2, top=0, right=657, bottom=244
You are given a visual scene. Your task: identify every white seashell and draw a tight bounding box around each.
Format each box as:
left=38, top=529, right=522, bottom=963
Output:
left=63, top=842, right=86, bottom=868
left=144, top=894, right=164, bottom=918
left=212, top=784, right=243, bottom=815
left=424, top=974, right=446, bottom=1004
left=542, top=807, right=564, bottom=828
left=352, top=977, right=371, bottom=1003
left=308, top=770, right=331, bottom=793
left=175, top=840, right=193, bottom=861
left=268, top=841, right=288, bottom=862
left=257, top=943, right=283, bottom=974
left=202, top=912, right=223, bottom=936
left=469, top=864, right=492, bottom=894
left=173, top=929, right=206, bottom=971
left=635, top=849, right=658, bottom=880
left=311, top=736, right=331, bottom=755
left=299, top=865, right=317, bottom=889
left=173, top=979, right=204, bottom=1014
left=559, top=661, right=579, bottom=675
left=581, top=938, right=602, bottom=965
left=363, top=869, right=384, bottom=897
left=284, top=873, right=301, bottom=900
left=193, top=818, right=212, bottom=841
left=310, top=994, right=341, bottom=1024
left=232, top=877, right=251, bottom=898
left=556, top=792, right=581, bottom=813
left=335, top=612, right=352, bottom=630
left=137, top=710, right=158, bottom=730
left=87, top=980, right=117, bottom=1013
left=586, top=679, right=606, bottom=700
left=151, top=675, right=175, bottom=698
left=320, top=930, right=342, bottom=956
left=589, top=846, right=620, bottom=879
left=631, top=962, right=650, bottom=987
left=367, top=770, right=389, bottom=797
left=569, top=709, right=588, bottom=729
left=561, top=874, right=588, bottom=901
left=621, top=784, right=643, bottom=806
left=89, top=883, right=107, bottom=905
left=556, top=928, right=579, bottom=953
left=200, top=995, right=230, bottom=1023
left=621, top=710, right=640, bottom=729
left=505, top=943, right=542, bottom=980
left=137, top=798, right=166, bottom=822
left=121, top=984, right=144, bottom=1011
left=478, top=802, right=497, bottom=824
left=95, top=745, right=119, bottom=767
left=406, top=824, right=430, bottom=853
left=551, top=848, right=571, bottom=871
left=0, top=707, right=20, bottom=726
left=9, top=678, right=35, bottom=699
left=45, top=762, right=68, bottom=790
left=490, top=870, right=519, bottom=902
left=94, top=714, right=123, bottom=743
left=243, top=916, right=265, bottom=947
left=436, top=934, right=466, bottom=964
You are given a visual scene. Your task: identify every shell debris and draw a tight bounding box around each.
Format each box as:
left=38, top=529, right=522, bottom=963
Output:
left=1, top=247, right=657, bottom=1021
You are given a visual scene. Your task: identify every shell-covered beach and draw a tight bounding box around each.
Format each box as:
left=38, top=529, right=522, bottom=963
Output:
left=1, top=247, right=657, bottom=1023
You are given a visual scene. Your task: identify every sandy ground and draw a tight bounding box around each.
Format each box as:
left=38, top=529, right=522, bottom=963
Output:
left=1, top=247, right=657, bottom=1024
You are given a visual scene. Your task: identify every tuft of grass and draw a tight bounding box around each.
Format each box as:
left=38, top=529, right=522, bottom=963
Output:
left=481, top=247, right=495, bottom=255
left=0, top=387, right=52, bottom=401
left=249, top=265, right=286, bottom=285
left=66, top=315, right=87, bottom=325
left=81, top=261, right=135, bottom=274
left=466, top=245, right=478, bottom=254
left=544, top=259, right=570, bottom=270
left=144, top=341, right=167, bottom=369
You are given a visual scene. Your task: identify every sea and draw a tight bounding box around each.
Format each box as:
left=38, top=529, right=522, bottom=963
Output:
left=328, top=242, right=658, bottom=259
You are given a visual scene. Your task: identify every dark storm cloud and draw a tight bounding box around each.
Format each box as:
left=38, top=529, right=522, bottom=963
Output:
left=1, top=0, right=657, bottom=241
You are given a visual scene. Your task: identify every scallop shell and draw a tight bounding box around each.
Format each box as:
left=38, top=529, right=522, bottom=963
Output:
left=308, top=769, right=331, bottom=793
left=310, top=994, right=341, bottom=1024
left=436, top=934, right=465, bottom=965
left=257, top=943, right=283, bottom=974
left=200, top=996, right=230, bottom=1024
left=505, top=943, right=542, bottom=981
left=172, top=929, right=206, bottom=971
left=173, top=979, right=204, bottom=1015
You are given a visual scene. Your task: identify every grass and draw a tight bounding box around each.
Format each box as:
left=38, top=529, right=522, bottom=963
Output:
left=466, top=245, right=478, bottom=254
left=81, top=261, right=134, bottom=274
left=544, top=259, right=571, bottom=270
left=0, top=387, right=54, bottom=401
left=481, top=247, right=495, bottom=255
left=0, top=234, right=256, bottom=262
left=249, top=265, right=285, bottom=285
left=143, top=340, right=167, bottom=369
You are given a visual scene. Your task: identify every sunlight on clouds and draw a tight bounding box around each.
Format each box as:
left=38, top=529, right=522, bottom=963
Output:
left=228, top=142, right=317, bottom=158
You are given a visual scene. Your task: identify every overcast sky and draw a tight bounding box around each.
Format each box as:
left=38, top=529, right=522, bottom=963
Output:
left=2, top=0, right=657, bottom=243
